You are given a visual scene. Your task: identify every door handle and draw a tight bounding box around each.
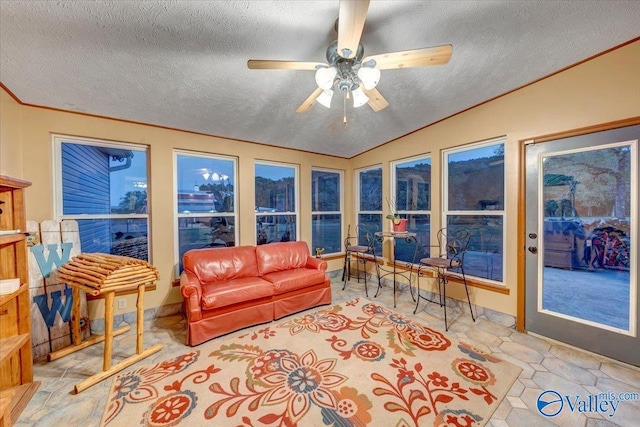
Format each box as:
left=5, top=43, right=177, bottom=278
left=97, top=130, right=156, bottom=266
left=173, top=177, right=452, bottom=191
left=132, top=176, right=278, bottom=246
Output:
left=528, top=246, right=538, bottom=254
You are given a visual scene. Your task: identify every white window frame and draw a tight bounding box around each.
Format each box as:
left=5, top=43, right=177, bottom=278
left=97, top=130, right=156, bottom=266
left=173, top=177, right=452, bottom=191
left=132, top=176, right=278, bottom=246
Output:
left=390, top=154, right=432, bottom=263
left=174, top=150, right=238, bottom=275
left=390, top=154, right=432, bottom=217
left=355, top=164, right=383, bottom=221
left=254, top=160, right=300, bottom=244
left=53, top=134, right=150, bottom=259
left=311, top=167, right=344, bottom=256
left=355, top=164, right=383, bottom=250
left=442, top=137, right=506, bottom=285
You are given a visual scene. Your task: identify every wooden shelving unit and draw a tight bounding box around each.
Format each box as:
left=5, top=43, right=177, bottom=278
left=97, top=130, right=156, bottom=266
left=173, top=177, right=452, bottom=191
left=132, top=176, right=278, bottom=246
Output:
left=0, top=175, right=39, bottom=427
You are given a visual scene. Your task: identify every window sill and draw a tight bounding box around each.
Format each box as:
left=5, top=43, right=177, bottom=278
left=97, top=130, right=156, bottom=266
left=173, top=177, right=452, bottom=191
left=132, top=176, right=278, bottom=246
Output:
left=391, top=262, right=510, bottom=295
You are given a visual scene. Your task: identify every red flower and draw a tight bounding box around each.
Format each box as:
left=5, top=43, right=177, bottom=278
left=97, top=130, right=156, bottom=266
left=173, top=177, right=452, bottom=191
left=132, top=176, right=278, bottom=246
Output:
left=428, top=372, right=449, bottom=387
left=260, top=350, right=348, bottom=424
left=144, top=390, right=197, bottom=426
left=353, top=341, right=385, bottom=361
left=334, top=386, right=373, bottom=423
left=452, top=358, right=496, bottom=386
left=398, top=368, right=415, bottom=383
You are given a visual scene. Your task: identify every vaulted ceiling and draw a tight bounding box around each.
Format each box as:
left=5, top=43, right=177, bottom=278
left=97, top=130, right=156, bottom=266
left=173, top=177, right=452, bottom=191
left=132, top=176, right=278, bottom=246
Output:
left=1, top=1, right=639, bottom=158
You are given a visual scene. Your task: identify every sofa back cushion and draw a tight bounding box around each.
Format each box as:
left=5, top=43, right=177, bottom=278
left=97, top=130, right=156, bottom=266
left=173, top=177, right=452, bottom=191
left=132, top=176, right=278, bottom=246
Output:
left=183, top=246, right=258, bottom=283
left=256, top=241, right=310, bottom=276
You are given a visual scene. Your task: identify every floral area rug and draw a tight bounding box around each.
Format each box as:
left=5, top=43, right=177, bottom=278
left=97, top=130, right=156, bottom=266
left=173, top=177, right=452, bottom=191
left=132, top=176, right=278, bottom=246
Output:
left=101, top=298, right=521, bottom=426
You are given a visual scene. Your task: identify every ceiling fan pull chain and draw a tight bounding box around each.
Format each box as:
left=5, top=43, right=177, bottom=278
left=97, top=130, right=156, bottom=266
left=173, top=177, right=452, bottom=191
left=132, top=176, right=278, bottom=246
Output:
left=343, top=91, right=347, bottom=124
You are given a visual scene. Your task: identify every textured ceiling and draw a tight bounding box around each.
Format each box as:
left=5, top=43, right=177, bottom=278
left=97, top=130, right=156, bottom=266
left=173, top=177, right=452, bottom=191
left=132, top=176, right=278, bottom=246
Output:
left=1, top=1, right=639, bottom=158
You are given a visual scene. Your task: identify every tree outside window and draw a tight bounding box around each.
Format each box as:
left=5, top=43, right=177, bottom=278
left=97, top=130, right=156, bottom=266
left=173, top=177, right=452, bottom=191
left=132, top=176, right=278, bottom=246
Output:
left=356, top=166, right=382, bottom=255
left=392, top=156, right=431, bottom=263
left=444, top=140, right=505, bottom=283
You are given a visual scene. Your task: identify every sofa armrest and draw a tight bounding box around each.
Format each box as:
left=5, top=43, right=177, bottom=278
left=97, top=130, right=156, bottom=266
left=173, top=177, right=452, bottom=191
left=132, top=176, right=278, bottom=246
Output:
left=305, top=256, right=327, bottom=272
left=180, top=271, right=203, bottom=321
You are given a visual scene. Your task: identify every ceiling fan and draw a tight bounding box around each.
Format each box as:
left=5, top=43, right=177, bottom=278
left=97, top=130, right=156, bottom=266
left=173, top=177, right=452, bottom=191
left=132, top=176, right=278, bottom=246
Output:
left=247, top=0, right=452, bottom=120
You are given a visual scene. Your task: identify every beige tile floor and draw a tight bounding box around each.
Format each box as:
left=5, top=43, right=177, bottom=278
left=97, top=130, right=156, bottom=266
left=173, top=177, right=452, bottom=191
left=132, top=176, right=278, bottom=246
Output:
left=16, top=277, right=640, bottom=426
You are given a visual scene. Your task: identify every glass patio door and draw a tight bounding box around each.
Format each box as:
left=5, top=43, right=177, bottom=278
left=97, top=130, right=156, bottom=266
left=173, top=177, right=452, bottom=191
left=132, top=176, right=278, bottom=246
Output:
left=525, top=124, right=638, bottom=366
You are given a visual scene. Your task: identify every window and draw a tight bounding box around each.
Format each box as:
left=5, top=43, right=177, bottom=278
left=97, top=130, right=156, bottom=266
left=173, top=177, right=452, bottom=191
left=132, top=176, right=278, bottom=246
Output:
left=356, top=165, right=382, bottom=254
left=311, top=168, right=343, bottom=255
left=54, top=135, right=149, bottom=260
left=391, top=155, right=431, bottom=263
left=255, top=162, right=298, bottom=245
left=443, top=139, right=505, bottom=283
left=175, top=151, right=237, bottom=273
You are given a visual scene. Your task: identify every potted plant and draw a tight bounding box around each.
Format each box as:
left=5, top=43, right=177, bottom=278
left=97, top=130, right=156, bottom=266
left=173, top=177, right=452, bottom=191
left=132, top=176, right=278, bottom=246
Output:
left=386, top=197, right=408, bottom=232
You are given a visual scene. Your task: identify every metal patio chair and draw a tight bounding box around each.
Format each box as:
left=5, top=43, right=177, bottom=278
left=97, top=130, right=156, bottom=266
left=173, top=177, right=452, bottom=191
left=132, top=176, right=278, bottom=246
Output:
left=414, top=227, right=475, bottom=330
left=342, top=224, right=381, bottom=297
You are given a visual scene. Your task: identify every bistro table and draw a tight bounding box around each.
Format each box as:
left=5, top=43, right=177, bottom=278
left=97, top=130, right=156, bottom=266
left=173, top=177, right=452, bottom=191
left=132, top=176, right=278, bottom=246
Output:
left=374, top=231, right=420, bottom=307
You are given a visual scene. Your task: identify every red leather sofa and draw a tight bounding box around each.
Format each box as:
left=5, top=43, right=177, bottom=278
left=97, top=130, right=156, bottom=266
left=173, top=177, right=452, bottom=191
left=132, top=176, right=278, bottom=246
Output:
left=180, top=241, right=332, bottom=345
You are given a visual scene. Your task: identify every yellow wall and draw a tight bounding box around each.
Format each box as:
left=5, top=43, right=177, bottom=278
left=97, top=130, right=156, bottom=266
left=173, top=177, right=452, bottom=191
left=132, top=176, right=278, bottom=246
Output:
left=1, top=40, right=638, bottom=319
left=351, top=40, right=640, bottom=316
left=0, top=88, right=24, bottom=177
left=0, top=93, right=350, bottom=317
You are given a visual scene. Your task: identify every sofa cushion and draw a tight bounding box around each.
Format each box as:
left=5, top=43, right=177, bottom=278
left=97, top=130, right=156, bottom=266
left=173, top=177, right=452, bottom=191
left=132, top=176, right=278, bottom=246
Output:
left=256, top=241, right=311, bottom=276
left=201, top=277, right=273, bottom=311
left=184, top=246, right=259, bottom=283
left=263, top=268, right=327, bottom=295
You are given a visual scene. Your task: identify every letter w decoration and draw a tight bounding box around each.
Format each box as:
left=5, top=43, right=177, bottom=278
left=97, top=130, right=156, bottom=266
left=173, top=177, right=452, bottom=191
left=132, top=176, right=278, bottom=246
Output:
left=33, top=288, right=73, bottom=326
left=30, top=242, right=73, bottom=278
left=26, top=219, right=88, bottom=359
left=29, top=242, right=74, bottom=327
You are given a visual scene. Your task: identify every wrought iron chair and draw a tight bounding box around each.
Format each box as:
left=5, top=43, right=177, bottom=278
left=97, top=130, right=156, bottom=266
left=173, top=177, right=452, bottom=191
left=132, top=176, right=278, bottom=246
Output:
left=414, top=227, right=475, bottom=330
left=342, top=224, right=381, bottom=297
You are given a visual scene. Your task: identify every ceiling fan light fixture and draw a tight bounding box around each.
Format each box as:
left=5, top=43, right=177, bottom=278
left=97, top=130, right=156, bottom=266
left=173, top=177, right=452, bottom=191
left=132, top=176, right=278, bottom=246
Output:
left=357, top=66, right=380, bottom=90
left=248, top=3, right=453, bottom=117
left=317, top=89, right=334, bottom=108
left=315, top=66, right=337, bottom=90
left=351, top=86, right=369, bottom=108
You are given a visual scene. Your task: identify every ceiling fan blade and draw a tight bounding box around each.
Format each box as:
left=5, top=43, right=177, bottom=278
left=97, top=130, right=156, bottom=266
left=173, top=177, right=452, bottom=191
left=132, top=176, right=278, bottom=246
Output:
left=362, top=44, right=452, bottom=70
left=337, top=0, right=370, bottom=59
left=296, top=87, right=324, bottom=113
left=363, top=87, right=389, bottom=112
left=248, top=60, right=326, bottom=70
